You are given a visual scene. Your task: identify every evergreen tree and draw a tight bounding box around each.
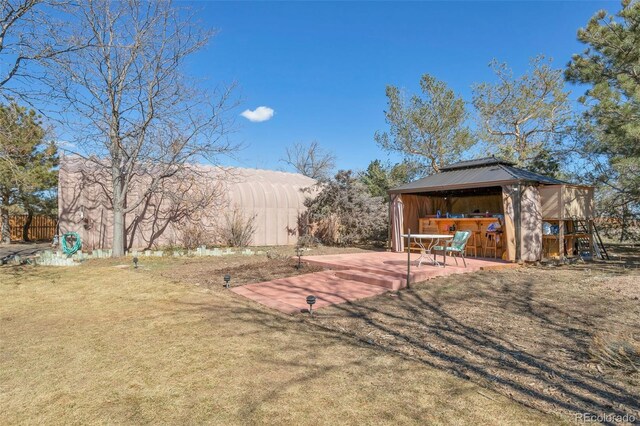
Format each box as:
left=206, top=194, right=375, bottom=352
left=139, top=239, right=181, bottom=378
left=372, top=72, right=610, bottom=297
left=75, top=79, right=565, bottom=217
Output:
left=0, top=102, right=57, bottom=243
left=472, top=56, right=573, bottom=173
left=304, top=170, right=387, bottom=246
left=375, top=74, right=475, bottom=174
left=360, top=160, right=418, bottom=200
left=566, top=0, right=640, bottom=240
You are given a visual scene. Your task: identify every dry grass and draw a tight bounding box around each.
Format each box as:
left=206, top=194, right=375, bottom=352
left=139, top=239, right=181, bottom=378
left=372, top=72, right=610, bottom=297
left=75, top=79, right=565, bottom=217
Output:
left=313, top=260, right=640, bottom=422
left=0, top=247, right=557, bottom=425
left=591, top=332, right=640, bottom=373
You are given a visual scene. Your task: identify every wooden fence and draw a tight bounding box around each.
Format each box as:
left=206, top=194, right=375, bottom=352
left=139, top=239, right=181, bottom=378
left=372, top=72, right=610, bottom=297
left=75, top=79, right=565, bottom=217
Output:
left=7, top=215, right=57, bottom=242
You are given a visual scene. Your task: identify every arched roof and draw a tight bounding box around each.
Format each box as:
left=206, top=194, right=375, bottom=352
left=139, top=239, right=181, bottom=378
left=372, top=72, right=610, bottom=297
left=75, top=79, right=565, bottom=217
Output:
left=59, top=156, right=318, bottom=247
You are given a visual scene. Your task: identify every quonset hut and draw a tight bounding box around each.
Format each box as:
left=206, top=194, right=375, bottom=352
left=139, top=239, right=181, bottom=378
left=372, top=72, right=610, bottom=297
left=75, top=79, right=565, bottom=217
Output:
left=58, top=156, right=316, bottom=250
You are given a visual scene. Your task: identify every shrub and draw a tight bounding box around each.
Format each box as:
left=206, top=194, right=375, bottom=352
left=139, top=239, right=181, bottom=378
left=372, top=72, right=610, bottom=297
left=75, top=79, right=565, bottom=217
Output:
left=179, top=223, right=213, bottom=249
left=303, top=170, right=388, bottom=246
left=296, top=233, right=321, bottom=248
left=266, top=249, right=289, bottom=260
left=218, top=207, right=257, bottom=247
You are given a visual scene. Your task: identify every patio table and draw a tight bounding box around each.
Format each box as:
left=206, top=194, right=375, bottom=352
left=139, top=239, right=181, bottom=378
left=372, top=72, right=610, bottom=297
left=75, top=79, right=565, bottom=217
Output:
left=402, top=234, right=454, bottom=267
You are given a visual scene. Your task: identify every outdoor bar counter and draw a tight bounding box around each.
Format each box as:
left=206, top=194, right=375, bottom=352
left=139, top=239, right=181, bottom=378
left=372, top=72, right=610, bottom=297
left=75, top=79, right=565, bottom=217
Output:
left=418, top=217, right=505, bottom=258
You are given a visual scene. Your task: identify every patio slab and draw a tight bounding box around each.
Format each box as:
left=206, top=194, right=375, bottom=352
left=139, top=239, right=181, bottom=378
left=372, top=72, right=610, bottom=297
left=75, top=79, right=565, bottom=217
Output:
left=303, top=251, right=518, bottom=282
left=232, top=252, right=518, bottom=314
left=231, top=270, right=389, bottom=314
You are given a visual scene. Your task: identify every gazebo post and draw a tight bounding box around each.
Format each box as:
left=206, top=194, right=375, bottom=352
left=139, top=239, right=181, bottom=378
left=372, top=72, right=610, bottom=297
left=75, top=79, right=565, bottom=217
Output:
left=406, top=228, right=411, bottom=289
left=558, top=220, right=565, bottom=263
left=514, top=183, right=522, bottom=262
left=387, top=199, right=392, bottom=250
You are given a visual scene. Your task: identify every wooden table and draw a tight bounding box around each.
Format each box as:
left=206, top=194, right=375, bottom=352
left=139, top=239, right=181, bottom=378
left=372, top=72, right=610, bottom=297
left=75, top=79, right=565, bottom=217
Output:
left=543, top=232, right=591, bottom=258
left=403, top=234, right=454, bottom=267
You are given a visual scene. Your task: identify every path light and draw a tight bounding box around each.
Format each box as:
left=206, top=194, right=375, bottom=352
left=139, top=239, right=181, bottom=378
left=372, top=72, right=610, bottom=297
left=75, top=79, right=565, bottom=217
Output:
left=306, top=295, right=316, bottom=317
left=295, top=245, right=303, bottom=270
left=224, top=274, right=231, bottom=288
left=133, top=256, right=139, bottom=269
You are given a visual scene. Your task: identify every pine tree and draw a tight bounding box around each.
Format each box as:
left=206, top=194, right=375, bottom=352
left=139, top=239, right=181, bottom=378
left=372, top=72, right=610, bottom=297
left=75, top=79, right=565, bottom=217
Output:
left=360, top=160, right=418, bottom=200
left=566, top=0, right=640, bottom=240
left=0, top=102, right=57, bottom=243
left=472, top=56, right=573, bottom=172
left=375, top=74, right=475, bottom=174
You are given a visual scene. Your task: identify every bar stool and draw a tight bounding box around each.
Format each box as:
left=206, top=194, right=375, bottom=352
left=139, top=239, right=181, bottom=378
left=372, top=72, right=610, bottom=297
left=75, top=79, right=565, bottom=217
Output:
left=476, top=231, right=484, bottom=257
left=484, top=231, right=502, bottom=258
left=462, top=229, right=481, bottom=257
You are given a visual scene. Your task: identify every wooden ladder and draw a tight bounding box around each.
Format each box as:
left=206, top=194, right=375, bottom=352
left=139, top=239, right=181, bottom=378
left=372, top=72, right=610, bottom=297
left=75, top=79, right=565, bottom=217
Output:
left=572, top=217, right=609, bottom=260
left=592, top=221, right=610, bottom=260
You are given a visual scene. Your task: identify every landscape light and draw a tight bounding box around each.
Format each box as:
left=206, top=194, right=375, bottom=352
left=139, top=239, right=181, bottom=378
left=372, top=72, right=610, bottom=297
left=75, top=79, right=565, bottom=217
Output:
left=133, top=257, right=139, bottom=269
left=306, top=295, right=316, bottom=316
left=295, top=246, right=303, bottom=269
left=224, top=274, right=231, bottom=288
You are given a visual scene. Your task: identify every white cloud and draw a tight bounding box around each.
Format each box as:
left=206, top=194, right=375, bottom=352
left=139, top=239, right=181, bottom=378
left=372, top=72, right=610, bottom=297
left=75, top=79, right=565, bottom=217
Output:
left=240, top=106, right=274, bottom=122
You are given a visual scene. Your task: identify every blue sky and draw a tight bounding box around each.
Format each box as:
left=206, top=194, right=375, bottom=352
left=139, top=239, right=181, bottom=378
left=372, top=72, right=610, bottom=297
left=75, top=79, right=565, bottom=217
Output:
left=189, top=1, right=615, bottom=172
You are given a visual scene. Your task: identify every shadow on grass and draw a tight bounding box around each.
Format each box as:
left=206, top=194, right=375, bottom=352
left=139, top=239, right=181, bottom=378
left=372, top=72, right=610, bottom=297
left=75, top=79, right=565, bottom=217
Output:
left=181, top=265, right=639, bottom=425
left=306, top=272, right=639, bottom=425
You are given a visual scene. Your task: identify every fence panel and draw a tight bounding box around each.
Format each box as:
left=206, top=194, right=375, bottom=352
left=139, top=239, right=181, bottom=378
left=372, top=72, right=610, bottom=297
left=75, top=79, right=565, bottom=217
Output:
left=7, top=215, right=57, bottom=242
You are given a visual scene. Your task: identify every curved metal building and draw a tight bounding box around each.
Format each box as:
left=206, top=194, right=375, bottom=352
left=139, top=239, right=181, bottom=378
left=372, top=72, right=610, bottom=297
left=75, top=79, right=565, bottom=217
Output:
left=224, top=167, right=316, bottom=246
left=58, top=156, right=316, bottom=249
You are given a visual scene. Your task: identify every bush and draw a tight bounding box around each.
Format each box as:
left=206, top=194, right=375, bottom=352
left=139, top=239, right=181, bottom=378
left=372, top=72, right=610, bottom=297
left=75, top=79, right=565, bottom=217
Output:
left=218, top=207, right=257, bottom=247
left=179, top=223, right=213, bottom=249
left=266, top=249, right=289, bottom=260
left=303, top=170, right=388, bottom=246
left=296, top=233, right=321, bottom=248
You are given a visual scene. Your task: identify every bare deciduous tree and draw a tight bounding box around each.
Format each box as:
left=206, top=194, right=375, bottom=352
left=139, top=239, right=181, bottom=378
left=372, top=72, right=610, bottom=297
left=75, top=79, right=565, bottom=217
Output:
left=0, top=0, right=78, bottom=174
left=50, top=0, right=237, bottom=256
left=124, top=166, right=227, bottom=250
left=281, top=140, right=335, bottom=181
left=0, top=0, right=78, bottom=99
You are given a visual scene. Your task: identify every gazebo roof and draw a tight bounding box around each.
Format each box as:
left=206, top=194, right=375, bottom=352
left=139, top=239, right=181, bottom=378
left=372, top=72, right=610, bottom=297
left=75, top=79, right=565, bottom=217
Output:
left=389, top=156, right=567, bottom=194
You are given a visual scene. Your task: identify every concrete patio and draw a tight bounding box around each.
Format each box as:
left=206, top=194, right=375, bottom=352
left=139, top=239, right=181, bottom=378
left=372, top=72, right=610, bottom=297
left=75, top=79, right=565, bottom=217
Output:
left=231, top=251, right=518, bottom=314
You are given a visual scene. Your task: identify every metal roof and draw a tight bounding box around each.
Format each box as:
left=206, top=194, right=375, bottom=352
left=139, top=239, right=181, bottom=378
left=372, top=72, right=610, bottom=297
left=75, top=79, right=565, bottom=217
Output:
left=439, top=156, right=515, bottom=171
left=389, top=158, right=567, bottom=194
left=58, top=155, right=317, bottom=247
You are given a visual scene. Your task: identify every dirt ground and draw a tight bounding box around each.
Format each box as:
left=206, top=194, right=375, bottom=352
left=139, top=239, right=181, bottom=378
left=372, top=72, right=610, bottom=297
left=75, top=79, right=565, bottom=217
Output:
left=0, top=241, right=51, bottom=262
left=604, top=240, right=640, bottom=264
left=309, top=248, right=640, bottom=422
left=153, top=243, right=640, bottom=422
left=159, top=244, right=640, bottom=419
left=152, top=246, right=342, bottom=289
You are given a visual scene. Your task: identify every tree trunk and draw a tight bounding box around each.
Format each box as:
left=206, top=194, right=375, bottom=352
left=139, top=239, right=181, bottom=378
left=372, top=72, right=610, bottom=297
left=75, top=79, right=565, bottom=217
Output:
left=112, top=165, right=126, bottom=257
left=113, top=205, right=125, bottom=256
left=22, top=210, right=33, bottom=242
left=0, top=206, right=10, bottom=244
left=620, top=199, right=628, bottom=243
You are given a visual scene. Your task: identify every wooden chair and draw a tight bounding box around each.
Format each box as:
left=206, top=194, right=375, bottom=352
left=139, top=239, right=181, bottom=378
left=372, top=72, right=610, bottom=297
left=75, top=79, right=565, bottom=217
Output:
left=462, top=229, right=481, bottom=257
left=484, top=231, right=502, bottom=259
